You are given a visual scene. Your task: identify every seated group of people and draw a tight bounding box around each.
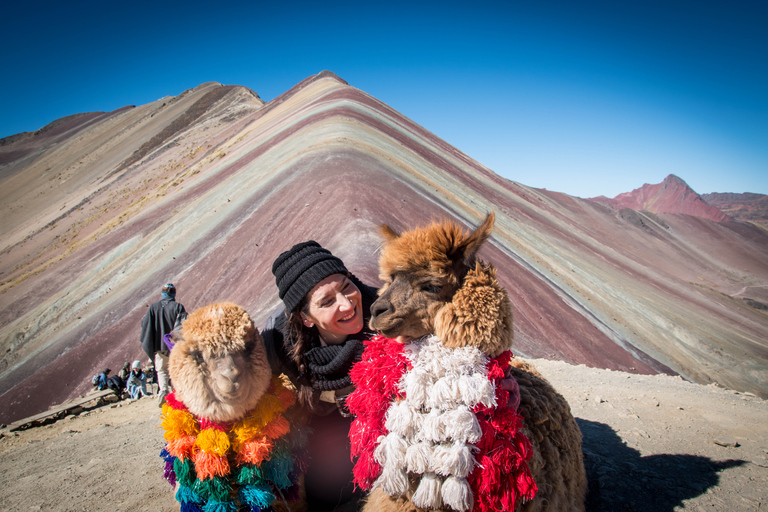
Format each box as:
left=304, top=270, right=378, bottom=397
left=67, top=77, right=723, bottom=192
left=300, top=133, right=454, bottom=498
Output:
left=91, top=360, right=155, bottom=400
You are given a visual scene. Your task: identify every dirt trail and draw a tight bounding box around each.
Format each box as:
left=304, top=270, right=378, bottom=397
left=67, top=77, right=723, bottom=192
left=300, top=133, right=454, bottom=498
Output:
left=1, top=358, right=765, bottom=512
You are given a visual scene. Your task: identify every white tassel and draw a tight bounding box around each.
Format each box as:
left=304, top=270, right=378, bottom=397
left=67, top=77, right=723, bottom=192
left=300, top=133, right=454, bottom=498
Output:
left=430, top=376, right=461, bottom=410
left=443, top=406, right=481, bottom=444
left=385, top=400, right=415, bottom=438
left=374, top=432, right=407, bottom=467
left=421, top=408, right=448, bottom=443
left=441, top=475, right=474, bottom=511
left=458, top=373, right=496, bottom=408
left=373, top=465, right=409, bottom=497
left=432, top=442, right=476, bottom=478
left=411, top=472, right=443, bottom=510
left=405, top=441, right=433, bottom=474
left=403, top=367, right=431, bottom=408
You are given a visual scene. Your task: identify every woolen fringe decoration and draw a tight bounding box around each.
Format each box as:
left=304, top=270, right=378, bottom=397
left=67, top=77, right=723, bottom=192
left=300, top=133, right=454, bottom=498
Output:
left=348, top=335, right=538, bottom=512
left=160, top=376, right=306, bottom=511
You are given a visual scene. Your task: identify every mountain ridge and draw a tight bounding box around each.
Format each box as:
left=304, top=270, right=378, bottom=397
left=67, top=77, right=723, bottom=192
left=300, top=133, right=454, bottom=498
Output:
left=702, top=192, right=768, bottom=228
left=0, top=72, right=766, bottom=424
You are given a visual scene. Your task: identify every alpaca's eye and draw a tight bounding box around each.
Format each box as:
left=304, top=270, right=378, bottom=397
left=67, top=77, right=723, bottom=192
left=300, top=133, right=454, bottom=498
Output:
left=422, top=284, right=442, bottom=294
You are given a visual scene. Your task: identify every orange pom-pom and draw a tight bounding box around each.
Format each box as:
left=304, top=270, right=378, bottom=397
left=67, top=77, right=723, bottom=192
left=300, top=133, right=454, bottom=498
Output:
left=236, top=437, right=273, bottom=466
left=193, top=450, right=230, bottom=480
left=262, top=415, right=290, bottom=441
left=167, top=434, right=197, bottom=460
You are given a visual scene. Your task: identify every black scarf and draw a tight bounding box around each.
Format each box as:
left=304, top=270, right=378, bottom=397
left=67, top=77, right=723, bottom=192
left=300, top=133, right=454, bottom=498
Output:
left=280, top=275, right=379, bottom=393
left=303, top=335, right=367, bottom=391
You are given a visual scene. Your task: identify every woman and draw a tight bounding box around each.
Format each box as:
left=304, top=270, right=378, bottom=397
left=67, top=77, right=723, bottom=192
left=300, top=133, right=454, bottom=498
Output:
left=126, top=360, right=150, bottom=399
left=261, top=240, right=378, bottom=511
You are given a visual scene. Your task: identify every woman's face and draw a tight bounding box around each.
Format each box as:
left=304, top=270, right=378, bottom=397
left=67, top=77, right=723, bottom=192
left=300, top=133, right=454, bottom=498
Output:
left=302, top=274, right=364, bottom=345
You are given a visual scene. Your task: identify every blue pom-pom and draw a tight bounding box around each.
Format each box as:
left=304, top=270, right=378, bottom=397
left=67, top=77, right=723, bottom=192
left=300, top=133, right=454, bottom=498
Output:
left=160, top=447, right=175, bottom=462
left=180, top=502, right=204, bottom=512
left=238, top=484, right=274, bottom=509
left=176, top=484, right=204, bottom=505
left=202, top=500, right=239, bottom=512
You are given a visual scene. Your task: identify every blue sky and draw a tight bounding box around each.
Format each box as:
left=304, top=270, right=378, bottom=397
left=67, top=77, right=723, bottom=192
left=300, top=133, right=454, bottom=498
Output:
left=2, top=0, right=766, bottom=198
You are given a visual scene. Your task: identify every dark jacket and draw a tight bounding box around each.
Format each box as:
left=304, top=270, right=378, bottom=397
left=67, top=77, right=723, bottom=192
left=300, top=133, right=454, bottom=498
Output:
left=260, top=274, right=378, bottom=511
left=140, top=298, right=187, bottom=359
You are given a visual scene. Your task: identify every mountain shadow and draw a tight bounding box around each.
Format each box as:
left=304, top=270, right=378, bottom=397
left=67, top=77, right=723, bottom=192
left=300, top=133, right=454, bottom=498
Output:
left=577, top=418, right=745, bottom=511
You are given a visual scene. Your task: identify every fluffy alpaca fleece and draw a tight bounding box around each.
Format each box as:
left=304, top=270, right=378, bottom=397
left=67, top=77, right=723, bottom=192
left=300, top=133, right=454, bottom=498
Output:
left=169, top=302, right=271, bottom=423
left=163, top=302, right=307, bottom=512
left=358, top=213, right=587, bottom=512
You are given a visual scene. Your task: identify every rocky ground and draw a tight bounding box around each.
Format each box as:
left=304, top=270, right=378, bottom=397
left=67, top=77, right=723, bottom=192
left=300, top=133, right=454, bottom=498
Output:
left=1, top=358, right=766, bottom=512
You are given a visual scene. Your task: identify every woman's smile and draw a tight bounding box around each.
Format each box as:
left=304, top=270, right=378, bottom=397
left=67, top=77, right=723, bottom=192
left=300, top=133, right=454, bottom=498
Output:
left=303, top=274, right=364, bottom=345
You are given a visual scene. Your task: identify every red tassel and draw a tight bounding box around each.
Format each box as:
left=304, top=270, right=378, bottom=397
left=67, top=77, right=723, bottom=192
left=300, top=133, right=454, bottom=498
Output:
left=198, top=418, right=230, bottom=431
left=348, top=336, right=409, bottom=489
left=164, top=392, right=187, bottom=411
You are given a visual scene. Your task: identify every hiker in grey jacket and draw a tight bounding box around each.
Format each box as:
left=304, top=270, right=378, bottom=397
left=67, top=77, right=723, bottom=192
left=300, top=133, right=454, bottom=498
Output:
left=140, top=283, right=187, bottom=406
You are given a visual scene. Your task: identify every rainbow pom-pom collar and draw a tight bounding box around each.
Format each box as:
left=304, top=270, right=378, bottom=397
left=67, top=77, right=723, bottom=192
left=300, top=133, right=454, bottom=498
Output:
left=160, top=376, right=307, bottom=512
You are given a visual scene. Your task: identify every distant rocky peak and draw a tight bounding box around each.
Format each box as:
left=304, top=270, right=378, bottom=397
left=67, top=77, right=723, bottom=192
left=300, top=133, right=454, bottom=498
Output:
left=662, top=174, right=688, bottom=188
left=588, top=174, right=733, bottom=223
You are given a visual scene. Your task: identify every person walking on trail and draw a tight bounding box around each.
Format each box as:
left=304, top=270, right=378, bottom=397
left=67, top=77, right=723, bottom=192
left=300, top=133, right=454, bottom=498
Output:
left=140, top=282, right=187, bottom=406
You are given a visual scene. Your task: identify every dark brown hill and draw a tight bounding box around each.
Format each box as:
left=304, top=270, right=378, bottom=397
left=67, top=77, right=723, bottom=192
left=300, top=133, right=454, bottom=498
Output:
left=702, top=192, right=768, bottom=229
left=0, top=72, right=766, bottom=425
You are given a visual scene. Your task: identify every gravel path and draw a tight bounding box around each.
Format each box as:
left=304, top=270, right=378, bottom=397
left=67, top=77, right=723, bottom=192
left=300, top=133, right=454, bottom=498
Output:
left=1, top=359, right=765, bottom=511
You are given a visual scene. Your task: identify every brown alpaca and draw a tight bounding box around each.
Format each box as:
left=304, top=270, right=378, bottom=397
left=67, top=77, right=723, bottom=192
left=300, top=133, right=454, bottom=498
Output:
left=360, top=213, right=587, bottom=512
left=162, top=302, right=306, bottom=512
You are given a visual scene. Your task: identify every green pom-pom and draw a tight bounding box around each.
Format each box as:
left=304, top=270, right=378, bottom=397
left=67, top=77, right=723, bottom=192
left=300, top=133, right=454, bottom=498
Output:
left=235, top=464, right=263, bottom=485
left=174, top=458, right=197, bottom=487
left=193, top=476, right=232, bottom=502
left=263, top=453, right=294, bottom=489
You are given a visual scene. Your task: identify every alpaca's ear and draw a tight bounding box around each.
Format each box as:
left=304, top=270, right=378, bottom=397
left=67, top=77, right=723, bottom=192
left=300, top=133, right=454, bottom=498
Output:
left=379, top=224, right=401, bottom=243
left=456, top=212, right=494, bottom=266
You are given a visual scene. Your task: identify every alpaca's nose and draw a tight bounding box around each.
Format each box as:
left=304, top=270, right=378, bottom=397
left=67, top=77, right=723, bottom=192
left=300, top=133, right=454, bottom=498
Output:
left=219, top=360, right=241, bottom=381
left=370, top=297, right=392, bottom=321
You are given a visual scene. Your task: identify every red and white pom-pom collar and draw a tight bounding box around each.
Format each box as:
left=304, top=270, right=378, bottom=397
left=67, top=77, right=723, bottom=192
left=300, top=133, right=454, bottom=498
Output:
left=348, top=335, right=537, bottom=512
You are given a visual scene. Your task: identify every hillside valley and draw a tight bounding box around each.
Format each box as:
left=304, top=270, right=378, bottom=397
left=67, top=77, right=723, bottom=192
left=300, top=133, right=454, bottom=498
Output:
left=0, top=71, right=767, bottom=427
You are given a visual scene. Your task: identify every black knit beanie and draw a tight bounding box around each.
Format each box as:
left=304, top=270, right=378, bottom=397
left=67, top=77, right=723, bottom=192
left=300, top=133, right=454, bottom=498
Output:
left=272, top=241, right=349, bottom=313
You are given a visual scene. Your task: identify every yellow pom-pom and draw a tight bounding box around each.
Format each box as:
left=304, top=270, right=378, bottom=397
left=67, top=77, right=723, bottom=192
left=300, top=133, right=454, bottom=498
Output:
left=161, top=408, right=199, bottom=440
left=195, top=428, right=230, bottom=456
left=232, top=394, right=284, bottom=442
